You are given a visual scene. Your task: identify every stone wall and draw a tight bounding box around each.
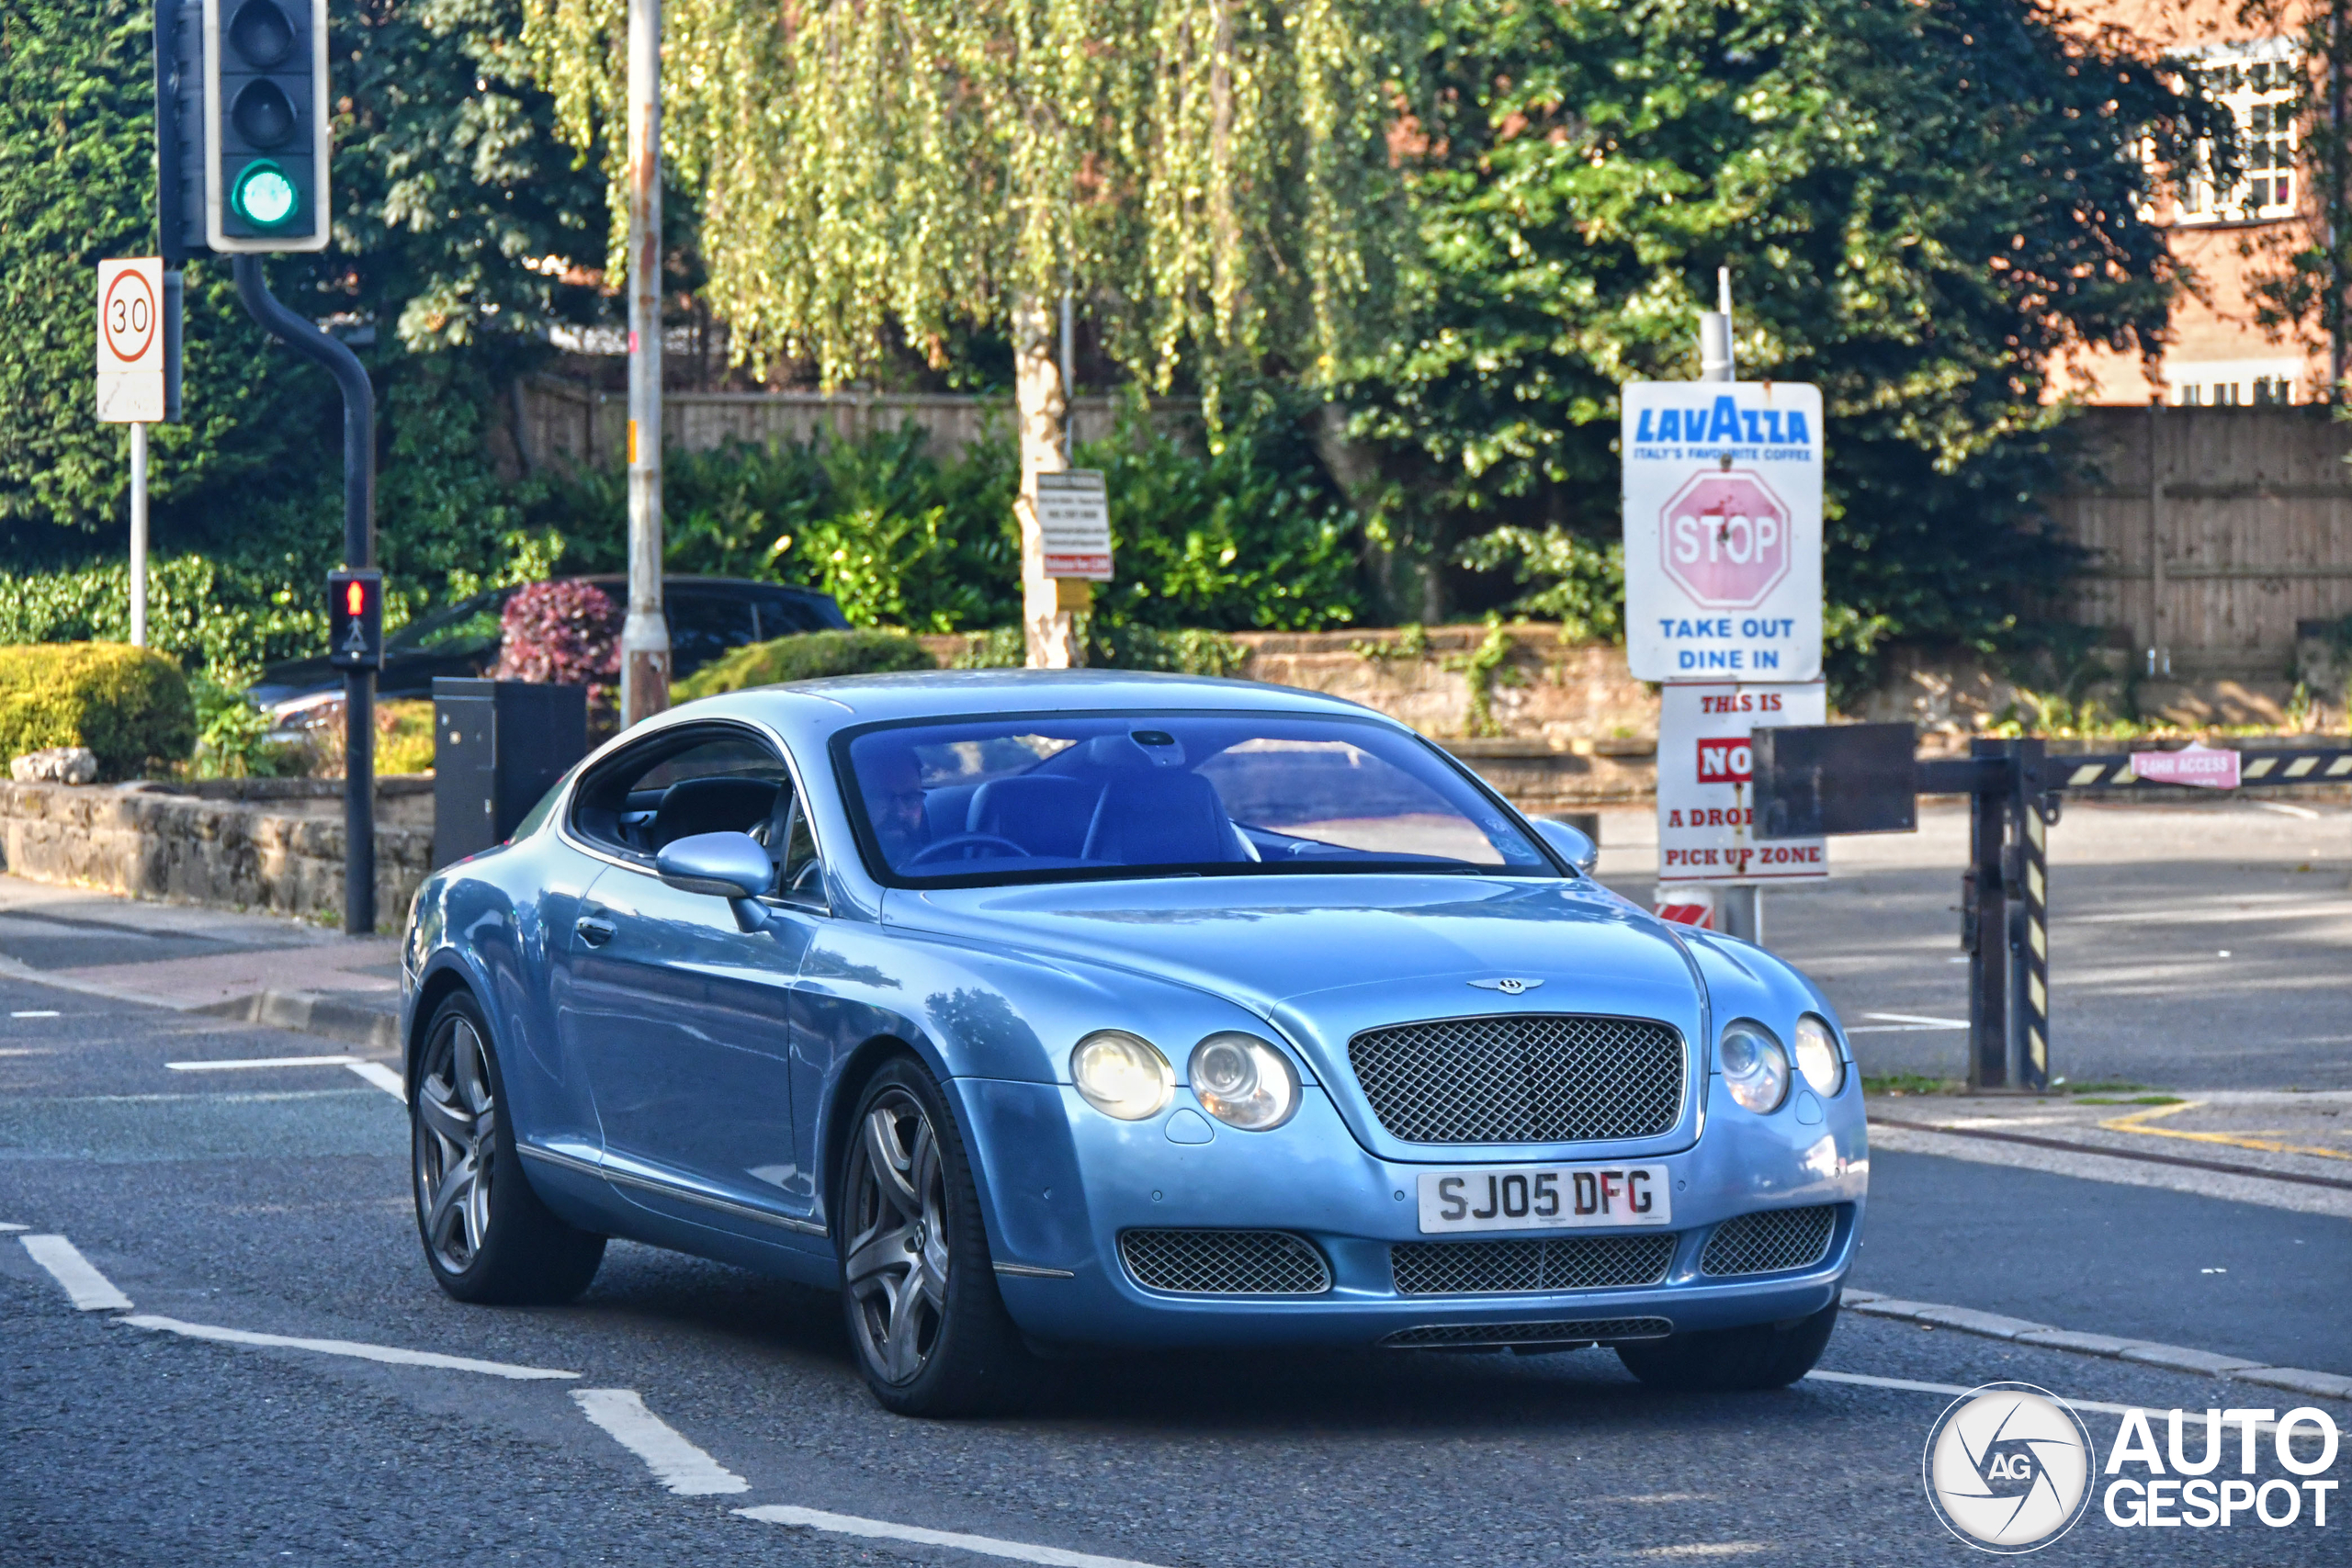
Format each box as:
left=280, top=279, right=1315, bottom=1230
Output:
left=0, top=778, right=434, bottom=928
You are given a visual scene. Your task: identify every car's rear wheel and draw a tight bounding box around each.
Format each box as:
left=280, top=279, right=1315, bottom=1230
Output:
left=412, top=990, right=605, bottom=1304
left=837, top=1057, right=1034, bottom=1416
left=1615, top=1300, right=1839, bottom=1392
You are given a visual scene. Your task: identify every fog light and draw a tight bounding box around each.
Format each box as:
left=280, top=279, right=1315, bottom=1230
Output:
left=1719, top=1021, right=1790, bottom=1113
left=1793, top=1015, right=1844, bottom=1098
left=1070, top=1031, right=1171, bottom=1121
left=1189, top=1032, right=1300, bottom=1130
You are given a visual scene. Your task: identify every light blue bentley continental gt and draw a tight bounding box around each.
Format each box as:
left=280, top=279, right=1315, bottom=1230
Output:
left=401, top=671, right=1867, bottom=1414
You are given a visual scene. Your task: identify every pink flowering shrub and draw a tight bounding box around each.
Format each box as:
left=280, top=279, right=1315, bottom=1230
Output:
left=493, top=580, right=620, bottom=688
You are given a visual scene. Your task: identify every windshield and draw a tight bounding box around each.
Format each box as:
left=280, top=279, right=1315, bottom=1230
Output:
left=842, top=712, right=1557, bottom=886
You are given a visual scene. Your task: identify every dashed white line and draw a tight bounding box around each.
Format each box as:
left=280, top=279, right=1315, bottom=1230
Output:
left=115, top=1314, right=580, bottom=1380
left=0, top=1222, right=31, bottom=1234
left=1804, top=1371, right=2321, bottom=1430
left=19, top=1234, right=134, bottom=1312
left=11, top=1010, right=61, bottom=1018
left=166, top=1055, right=362, bottom=1072
left=735, top=1506, right=1168, bottom=1568
left=345, top=1061, right=405, bottom=1100
left=1849, top=1011, right=1968, bottom=1033
left=573, top=1389, right=749, bottom=1495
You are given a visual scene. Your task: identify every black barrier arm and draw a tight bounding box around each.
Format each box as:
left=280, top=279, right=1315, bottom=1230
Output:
left=232, top=256, right=378, bottom=936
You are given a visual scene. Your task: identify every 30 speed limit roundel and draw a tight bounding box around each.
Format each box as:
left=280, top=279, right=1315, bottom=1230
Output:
left=99, top=263, right=160, bottom=371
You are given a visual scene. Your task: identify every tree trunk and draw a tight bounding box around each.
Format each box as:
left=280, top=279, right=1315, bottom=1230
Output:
left=1014, top=293, right=1080, bottom=666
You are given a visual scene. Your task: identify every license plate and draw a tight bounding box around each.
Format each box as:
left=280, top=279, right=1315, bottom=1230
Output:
left=1417, top=1163, right=1672, bottom=1234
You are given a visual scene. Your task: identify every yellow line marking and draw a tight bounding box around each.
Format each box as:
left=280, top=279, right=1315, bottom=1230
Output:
left=2285, top=757, right=2317, bottom=777
left=2099, top=1100, right=2352, bottom=1163
left=2329, top=757, right=2352, bottom=776
left=2069, top=765, right=2104, bottom=787
left=2245, top=757, right=2276, bottom=777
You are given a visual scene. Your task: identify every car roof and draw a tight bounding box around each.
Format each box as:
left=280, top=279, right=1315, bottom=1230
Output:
left=664, top=668, right=1392, bottom=736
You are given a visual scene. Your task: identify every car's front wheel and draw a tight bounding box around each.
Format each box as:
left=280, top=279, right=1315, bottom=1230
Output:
left=412, top=990, right=605, bottom=1305
left=1615, top=1300, right=1839, bottom=1392
left=837, top=1057, right=1035, bottom=1416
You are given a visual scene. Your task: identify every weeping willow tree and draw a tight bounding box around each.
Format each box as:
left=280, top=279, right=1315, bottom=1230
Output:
left=520, top=0, right=1409, bottom=662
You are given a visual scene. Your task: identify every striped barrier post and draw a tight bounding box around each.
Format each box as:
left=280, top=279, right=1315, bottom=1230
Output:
left=2007, top=740, right=2052, bottom=1093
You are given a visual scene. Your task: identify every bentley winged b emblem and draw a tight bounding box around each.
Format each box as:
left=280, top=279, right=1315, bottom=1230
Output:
left=1467, top=977, right=1544, bottom=996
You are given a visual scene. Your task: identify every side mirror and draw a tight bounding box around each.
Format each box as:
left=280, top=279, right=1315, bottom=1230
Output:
left=654, top=830, right=776, bottom=932
left=1531, top=817, right=1600, bottom=875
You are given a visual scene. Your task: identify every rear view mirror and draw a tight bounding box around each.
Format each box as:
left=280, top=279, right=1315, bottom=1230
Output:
left=1531, top=817, right=1600, bottom=875
left=654, top=831, right=776, bottom=931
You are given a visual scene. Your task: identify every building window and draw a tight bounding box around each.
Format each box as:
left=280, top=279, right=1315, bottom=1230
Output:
left=2254, top=376, right=2293, bottom=404
left=2177, top=385, right=2203, bottom=406
left=2177, top=43, right=2300, bottom=224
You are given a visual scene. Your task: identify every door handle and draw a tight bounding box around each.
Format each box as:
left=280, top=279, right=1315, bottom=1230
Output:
left=575, top=915, right=616, bottom=948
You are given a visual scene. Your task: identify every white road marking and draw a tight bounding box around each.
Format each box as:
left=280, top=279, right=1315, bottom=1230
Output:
left=1860, top=1011, right=1968, bottom=1027
left=115, top=1314, right=580, bottom=1380
left=166, top=1055, right=361, bottom=1071
left=20, top=1235, right=134, bottom=1312
left=0, top=1222, right=30, bottom=1233
left=11, top=1009, right=61, bottom=1018
left=345, top=1061, right=405, bottom=1100
left=2256, top=801, right=2322, bottom=819
left=1805, top=1370, right=2316, bottom=1431
left=572, top=1389, right=750, bottom=1495
left=0, top=1047, right=55, bottom=1056
left=736, top=1506, right=1168, bottom=1568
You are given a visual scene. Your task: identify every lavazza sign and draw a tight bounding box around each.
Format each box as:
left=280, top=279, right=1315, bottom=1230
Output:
left=1622, top=382, right=1824, bottom=683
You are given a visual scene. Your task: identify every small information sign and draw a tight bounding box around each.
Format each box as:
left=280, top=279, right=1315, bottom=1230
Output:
left=1035, top=468, right=1114, bottom=581
left=1622, top=381, right=1824, bottom=682
left=96, top=257, right=167, bottom=423
left=1657, top=681, right=1829, bottom=886
left=2129, top=742, right=2240, bottom=789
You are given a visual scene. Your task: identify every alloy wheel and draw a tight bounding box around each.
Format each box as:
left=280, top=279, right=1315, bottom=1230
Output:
left=842, top=1089, right=951, bottom=1384
left=414, top=1015, right=497, bottom=1275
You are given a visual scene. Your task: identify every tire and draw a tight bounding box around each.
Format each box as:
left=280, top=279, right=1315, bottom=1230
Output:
left=412, top=989, right=605, bottom=1305
left=836, top=1056, right=1036, bottom=1416
left=1615, top=1300, right=1839, bottom=1392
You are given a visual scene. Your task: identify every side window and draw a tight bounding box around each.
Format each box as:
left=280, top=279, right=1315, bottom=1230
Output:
left=776, top=797, right=826, bottom=908
left=570, top=729, right=792, bottom=863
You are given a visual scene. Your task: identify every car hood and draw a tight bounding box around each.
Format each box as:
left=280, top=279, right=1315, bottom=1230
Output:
left=887, top=873, right=1709, bottom=1138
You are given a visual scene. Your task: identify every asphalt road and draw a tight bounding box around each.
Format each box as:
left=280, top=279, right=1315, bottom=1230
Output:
left=5, top=959, right=2346, bottom=1566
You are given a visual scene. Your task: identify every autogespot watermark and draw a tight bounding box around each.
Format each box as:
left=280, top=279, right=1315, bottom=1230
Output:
left=1923, top=1382, right=2342, bottom=1552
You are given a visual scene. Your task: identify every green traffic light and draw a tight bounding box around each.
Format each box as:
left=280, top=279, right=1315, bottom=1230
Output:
left=232, top=160, right=299, bottom=228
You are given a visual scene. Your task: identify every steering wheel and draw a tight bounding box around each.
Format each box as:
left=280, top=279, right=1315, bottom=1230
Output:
left=903, top=832, right=1034, bottom=867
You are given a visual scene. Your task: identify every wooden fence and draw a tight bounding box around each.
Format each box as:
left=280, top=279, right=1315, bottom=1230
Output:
left=2057, top=405, right=2352, bottom=680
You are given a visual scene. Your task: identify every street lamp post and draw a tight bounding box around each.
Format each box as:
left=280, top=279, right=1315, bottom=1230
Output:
left=619, top=0, right=669, bottom=726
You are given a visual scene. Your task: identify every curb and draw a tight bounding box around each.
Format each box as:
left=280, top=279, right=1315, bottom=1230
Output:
left=195, top=990, right=401, bottom=1055
left=1841, top=1289, right=2352, bottom=1401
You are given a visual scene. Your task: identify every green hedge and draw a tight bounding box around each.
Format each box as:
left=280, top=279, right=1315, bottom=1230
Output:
left=673, top=630, right=939, bottom=700
left=0, top=643, right=194, bottom=778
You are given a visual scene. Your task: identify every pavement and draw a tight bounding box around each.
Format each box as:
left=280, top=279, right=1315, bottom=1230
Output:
left=1, top=802, right=2347, bottom=1563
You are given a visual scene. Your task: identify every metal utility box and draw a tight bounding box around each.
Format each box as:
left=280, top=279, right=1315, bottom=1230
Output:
left=432, top=679, right=589, bottom=867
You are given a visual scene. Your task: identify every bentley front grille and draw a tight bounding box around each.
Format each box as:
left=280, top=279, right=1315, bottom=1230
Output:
left=1384, top=1317, right=1673, bottom=1349
left=1347, top=1014, right=1686, bottom=1144
left=1118, top=1229, right=1332, bottom=1295
left=1389, top=1234, right=1677, bottom=1295
left=1699, top=1205, right=1838, bottom=1277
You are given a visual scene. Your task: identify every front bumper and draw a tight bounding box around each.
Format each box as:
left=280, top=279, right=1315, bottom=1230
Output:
left=951, top=1075, right=1869, bottom=1350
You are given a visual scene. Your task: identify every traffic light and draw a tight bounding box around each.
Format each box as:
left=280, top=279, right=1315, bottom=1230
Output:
left=199, top=0, right=330, bottom=253
left=327, top=570, right=384, bottom=671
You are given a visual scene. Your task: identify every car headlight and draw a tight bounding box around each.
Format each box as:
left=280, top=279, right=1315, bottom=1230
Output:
left=1718, top=1021, right=1791, bottom=1114
left=1188, top=1032, right=1300, bottom=1131
left=1793, top=1014, right=1844, bottom=1098
left=1070, top=1031, right=1172, bottom=1121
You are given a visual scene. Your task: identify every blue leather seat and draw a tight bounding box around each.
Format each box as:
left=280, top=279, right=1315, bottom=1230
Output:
left=967, top=776, right=1102, bottom=859
left=650, top=776, right=781, bottom=851
left=1080, top=772, right=1243, bottom=866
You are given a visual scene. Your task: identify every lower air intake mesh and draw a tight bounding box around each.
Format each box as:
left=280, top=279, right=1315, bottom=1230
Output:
left=1118, top=1229, right=1331, bottom=1295
left=1384, top=1317, right=1673, bottom=1349
left=1699, top=1205, right=1838, bottom=1277
left=1390, top=1234, right=1677, bottom=1295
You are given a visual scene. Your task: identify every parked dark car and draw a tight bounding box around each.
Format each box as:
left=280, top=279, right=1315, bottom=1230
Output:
left=246, top=575, right=852, bottom=724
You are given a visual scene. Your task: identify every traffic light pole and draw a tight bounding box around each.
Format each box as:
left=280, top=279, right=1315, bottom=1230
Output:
left=232, top=255, right=378, bottom=935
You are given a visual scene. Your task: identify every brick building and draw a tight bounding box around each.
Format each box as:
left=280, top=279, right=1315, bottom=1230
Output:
left=2057, top=0, right=2329, bottom=407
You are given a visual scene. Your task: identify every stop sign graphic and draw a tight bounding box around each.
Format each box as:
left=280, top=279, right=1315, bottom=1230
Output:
left=1660, top=471, right=1790, bottom=609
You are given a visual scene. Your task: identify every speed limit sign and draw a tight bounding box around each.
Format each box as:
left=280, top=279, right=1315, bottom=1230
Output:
left=96, top=257, right=166, bottom=423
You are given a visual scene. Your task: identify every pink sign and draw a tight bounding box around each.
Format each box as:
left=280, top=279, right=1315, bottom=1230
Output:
left=2129, top=743, right=2240, bottom=789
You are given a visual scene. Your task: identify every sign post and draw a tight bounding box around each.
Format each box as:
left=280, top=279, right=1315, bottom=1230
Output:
left=1036, top=469, right=1114, bottom=629
left=97, top=258, right=171, bottom=648
left=1623, top=278, right=1826, bottom=942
